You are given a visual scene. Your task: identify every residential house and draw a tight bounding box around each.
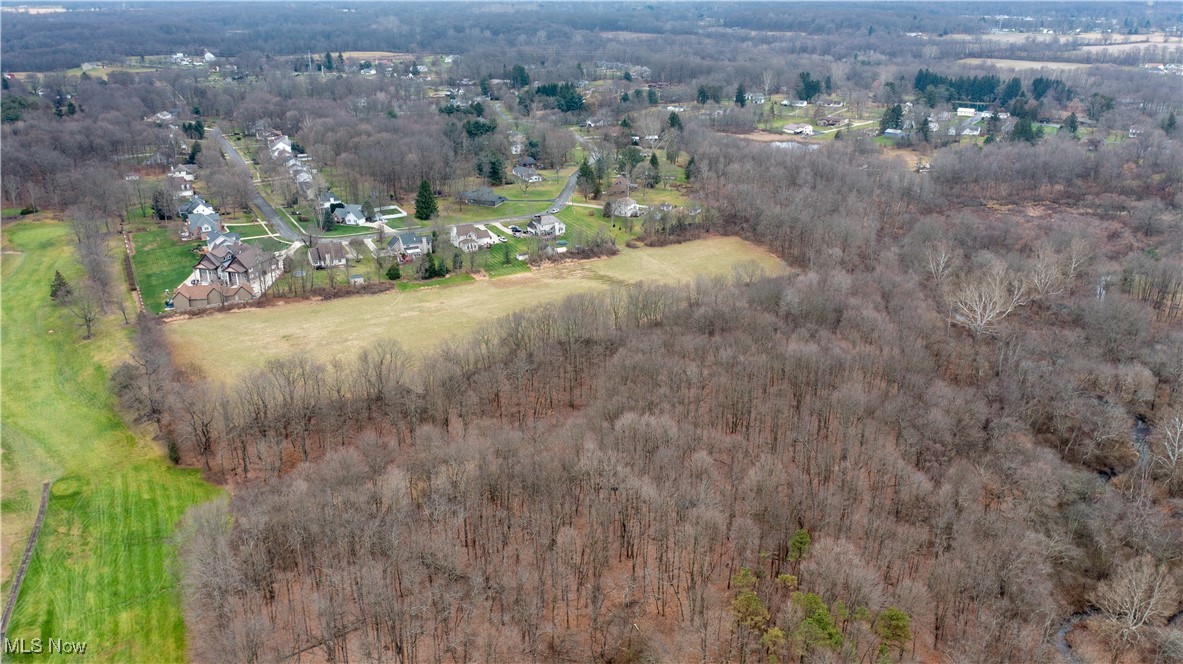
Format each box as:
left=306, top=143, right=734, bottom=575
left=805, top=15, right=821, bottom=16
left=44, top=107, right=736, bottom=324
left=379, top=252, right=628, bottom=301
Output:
left=186, top=212, right=222, bottom=240
left=308, top=243, right=348, bottom=269
left=268, top=136, right=293, bottom=159
left=450, top=224, right=495, bottom=253
left=461, top=187, right=507, bottom=207
left=387, top=231, right=433, bottom=259
left=746, top=92, right=766, bottom=104
left=883, top=128, right=906, bottom=139
left=318, top=191, right=343, bottom=209
left=180, top=195, right=216, bottom=218
left=517, top=155, right=538, bottom=169
left=170, top=283, right=253, bottom=311
left=784, top=123, right=815, bottom=136
left=961, top=125, right=982, bottom=137
left=512, top=166, right=543, bottom=183
left=956, top=107, right=976, bottom=117
left=333, top=204, right=367, bottom=226
left=607, top=197, right=643, bottom=218
left=527, top=215, right=566, bottom=237
left=204, top=229, right=240, bottom=249
left=168, top=174, right=194, bottom=198
left=191, top=242, right=273, bottom=292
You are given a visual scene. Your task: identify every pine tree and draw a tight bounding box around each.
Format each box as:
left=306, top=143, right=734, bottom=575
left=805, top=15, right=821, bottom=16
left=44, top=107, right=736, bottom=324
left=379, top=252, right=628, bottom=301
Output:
left=684, top=155, right=696, bottom=181
left=735, top=82, right=747, bottom=108
left=50, top=270, right=72, bottom=301
left=414, top=180, right=437, bottom=221
left=487, top=156, right=505, bottom=186
left=1064, top=112, right=1079, bottom=134
left=668, top=111, right=683, bottom=131
left=386, top=263, right=401, bottom=280
left=324, top=51, right=333, bottom=71
left=1164, top=111, right=1177, bottom=135
left=647, top=88, right=658, bottom=105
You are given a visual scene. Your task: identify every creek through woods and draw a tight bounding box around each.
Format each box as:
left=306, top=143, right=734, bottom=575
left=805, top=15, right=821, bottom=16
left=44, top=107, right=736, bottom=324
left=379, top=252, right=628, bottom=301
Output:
left=1053, top=417, right=1156, bottom=663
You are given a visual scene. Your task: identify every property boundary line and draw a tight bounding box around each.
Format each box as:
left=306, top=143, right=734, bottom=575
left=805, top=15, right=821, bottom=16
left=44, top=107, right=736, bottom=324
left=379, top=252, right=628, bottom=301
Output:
left=1, top=480, right=52, bottom=639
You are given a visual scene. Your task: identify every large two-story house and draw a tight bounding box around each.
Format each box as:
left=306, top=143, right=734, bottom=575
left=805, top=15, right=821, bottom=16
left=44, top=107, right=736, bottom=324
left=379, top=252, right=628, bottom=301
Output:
left=450, top=224, right=495, bottom=253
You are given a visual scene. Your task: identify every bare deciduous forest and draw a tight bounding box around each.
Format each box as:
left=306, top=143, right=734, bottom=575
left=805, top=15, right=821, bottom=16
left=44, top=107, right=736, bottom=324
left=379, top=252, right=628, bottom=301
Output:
left=3, top=1, right=1182, bottom=662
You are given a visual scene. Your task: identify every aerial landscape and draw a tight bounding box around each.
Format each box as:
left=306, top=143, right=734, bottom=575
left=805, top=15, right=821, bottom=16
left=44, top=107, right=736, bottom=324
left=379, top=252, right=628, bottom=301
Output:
left=0, top=1, right=1180, bottom=662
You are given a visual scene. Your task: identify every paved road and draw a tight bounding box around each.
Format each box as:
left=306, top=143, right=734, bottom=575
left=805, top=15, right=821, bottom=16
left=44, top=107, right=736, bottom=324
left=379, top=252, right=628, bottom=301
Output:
left=208, top=128, right=302, bottom=243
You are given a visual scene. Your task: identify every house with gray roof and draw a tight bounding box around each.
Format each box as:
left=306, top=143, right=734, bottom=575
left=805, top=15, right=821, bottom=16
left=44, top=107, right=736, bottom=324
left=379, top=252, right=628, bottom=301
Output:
left=332, top=204, right=366, bottom=225
left=460, top=187, right=507, bottom=207
left=387, top=232, right=432, bottom=259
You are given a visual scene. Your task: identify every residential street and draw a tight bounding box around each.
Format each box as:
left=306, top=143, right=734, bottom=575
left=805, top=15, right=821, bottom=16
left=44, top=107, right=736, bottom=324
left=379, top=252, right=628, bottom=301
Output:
left=208, top=127, right=302, bottom=242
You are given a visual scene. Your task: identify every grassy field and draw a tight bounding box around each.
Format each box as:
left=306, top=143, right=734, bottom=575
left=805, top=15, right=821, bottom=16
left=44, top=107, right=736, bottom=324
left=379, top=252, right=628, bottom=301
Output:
left=956, top=57, right=1095, bottom=71
left=165, top=237, right=787, bottom=377
left=436, top=199, right=550, bottom=224
left=1, top=220, right=221, bottom=661
left=130, top=226, right=203, bottom=314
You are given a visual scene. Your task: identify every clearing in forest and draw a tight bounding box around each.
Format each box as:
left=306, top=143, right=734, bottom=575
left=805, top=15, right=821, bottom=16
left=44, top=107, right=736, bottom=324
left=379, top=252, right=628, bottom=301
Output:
left=0, top=221, right=221, bottom=662
left=166, top=237, right=787, bottom=378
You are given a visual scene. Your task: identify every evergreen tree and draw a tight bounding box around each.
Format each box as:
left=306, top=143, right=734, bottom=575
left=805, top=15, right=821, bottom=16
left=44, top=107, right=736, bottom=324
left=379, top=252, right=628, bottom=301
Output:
left=684, top=155, right=696, bottom=181
left=1164, top=111, right=1177, bottom=135
left=796, top=72, right=823, bottom=102
left=735, top=82, right=747, bottom=108
left=322, top=208, right=337, bottom=231
left=697, top=85, right=709, bottom=105
left=878, top=105, right=904, bottom=133
left=1064, top=112, right=1079, bottom=134
left=998, top=77, right=1023, bottom=106
left=186, top=140, right=201, bottom=164
left=386, top=263, right=401, bottom=280
left=622, top=70, right=632, bottom=82
left=50, top=270, right=72, bottom=301
left=576, top=160, right=597, bottom=199
left=668, top=111, right=683, bottom=131
left=414, top=180, right=437, bottom=221
left=487, top=155, right=505, bottom=186
left=649, top=151, right=659, bottom=169
left=647, top=88, right=658, bottom=105
left=324, top=51, right=333, bottom=71
left=620, top=92, right=630, bottom=104
left=1009, top=117, right=1040, bottom=143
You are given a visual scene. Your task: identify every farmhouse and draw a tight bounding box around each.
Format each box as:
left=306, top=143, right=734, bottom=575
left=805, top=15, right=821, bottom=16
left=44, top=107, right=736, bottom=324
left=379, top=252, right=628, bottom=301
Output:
left=527, top=215, right=566, bottom=237
left=308, top=243, right=348, bottom=269
left=784, top=123, right=815, bottom=136
left=460, top=187, right=507, bottom=207
left=333, top=204, right=367, bottom=225
left=451, top=224, right=495, bottom=253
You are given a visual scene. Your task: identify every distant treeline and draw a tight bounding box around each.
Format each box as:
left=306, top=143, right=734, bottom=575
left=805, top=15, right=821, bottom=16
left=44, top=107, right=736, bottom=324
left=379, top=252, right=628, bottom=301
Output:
left=2, top=2, right=1176, bottom=72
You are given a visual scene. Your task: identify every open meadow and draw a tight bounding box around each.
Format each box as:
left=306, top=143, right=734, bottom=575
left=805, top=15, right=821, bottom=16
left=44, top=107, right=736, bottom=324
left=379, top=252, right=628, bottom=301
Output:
left=166, top=236, right=787, bottom=378
left=1, top=220, right=221, bottom=661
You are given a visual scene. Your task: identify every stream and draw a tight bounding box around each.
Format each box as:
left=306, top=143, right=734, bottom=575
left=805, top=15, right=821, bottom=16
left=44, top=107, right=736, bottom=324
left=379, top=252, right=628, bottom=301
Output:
left=1053, top=418, right=1153, bottom=663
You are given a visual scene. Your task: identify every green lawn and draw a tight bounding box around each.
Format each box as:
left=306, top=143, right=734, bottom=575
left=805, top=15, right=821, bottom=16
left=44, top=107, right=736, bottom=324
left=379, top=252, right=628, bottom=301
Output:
left=436, top=200, right=549, bottom=225
left=1, top=221, right=222, bottom=662
left=130, top=226, right=202, bottom=314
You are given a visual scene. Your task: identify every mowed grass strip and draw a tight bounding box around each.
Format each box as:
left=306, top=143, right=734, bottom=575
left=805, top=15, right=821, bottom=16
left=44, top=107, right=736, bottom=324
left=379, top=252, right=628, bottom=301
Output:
left=130, top=227, right=202, bottom=314
left=166, top=237, right=787, bottom=378
left=1, top=221, right=221, bottom=662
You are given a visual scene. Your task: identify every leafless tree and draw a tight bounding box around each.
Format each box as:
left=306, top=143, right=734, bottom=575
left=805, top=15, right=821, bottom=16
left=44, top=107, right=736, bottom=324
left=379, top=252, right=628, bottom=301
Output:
left=1092, top=555, right=1180, bottom=655
left=946, top=257, right=1028, bottom=337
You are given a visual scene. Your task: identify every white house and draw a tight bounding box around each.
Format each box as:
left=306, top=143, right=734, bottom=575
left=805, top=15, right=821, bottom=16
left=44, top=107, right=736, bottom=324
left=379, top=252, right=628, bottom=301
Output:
left=332, top=204, right=366, bottom=226
left=451, top=224, right=495, bottom=252
left=608, top=197, right=643, bottom=218
left=203, top=51, right=216, bottom=63
left=527, top=215, right=566, bottom=237
left=512, top=166, right=543, bottom=183
left=784, top=123, right=815, bottom=136
left=269, top=136, right=292, bottom=159
left=956, top=107, right=976, bottom=117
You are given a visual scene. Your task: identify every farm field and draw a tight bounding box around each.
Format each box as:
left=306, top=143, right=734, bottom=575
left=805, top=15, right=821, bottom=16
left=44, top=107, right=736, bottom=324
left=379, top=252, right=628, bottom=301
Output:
left=166, top=236, right=787, bottom=378
left=1, top=220, right=221, bottom=662
left=956, top=57, right=1096, bottom=71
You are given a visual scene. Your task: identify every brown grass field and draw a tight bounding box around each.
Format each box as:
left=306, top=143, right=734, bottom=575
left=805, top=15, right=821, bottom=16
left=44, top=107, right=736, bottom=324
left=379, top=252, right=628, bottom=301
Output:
left=166, top=237, right=786, bottom=378
left=957, top=57, right=1096, bottom=71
